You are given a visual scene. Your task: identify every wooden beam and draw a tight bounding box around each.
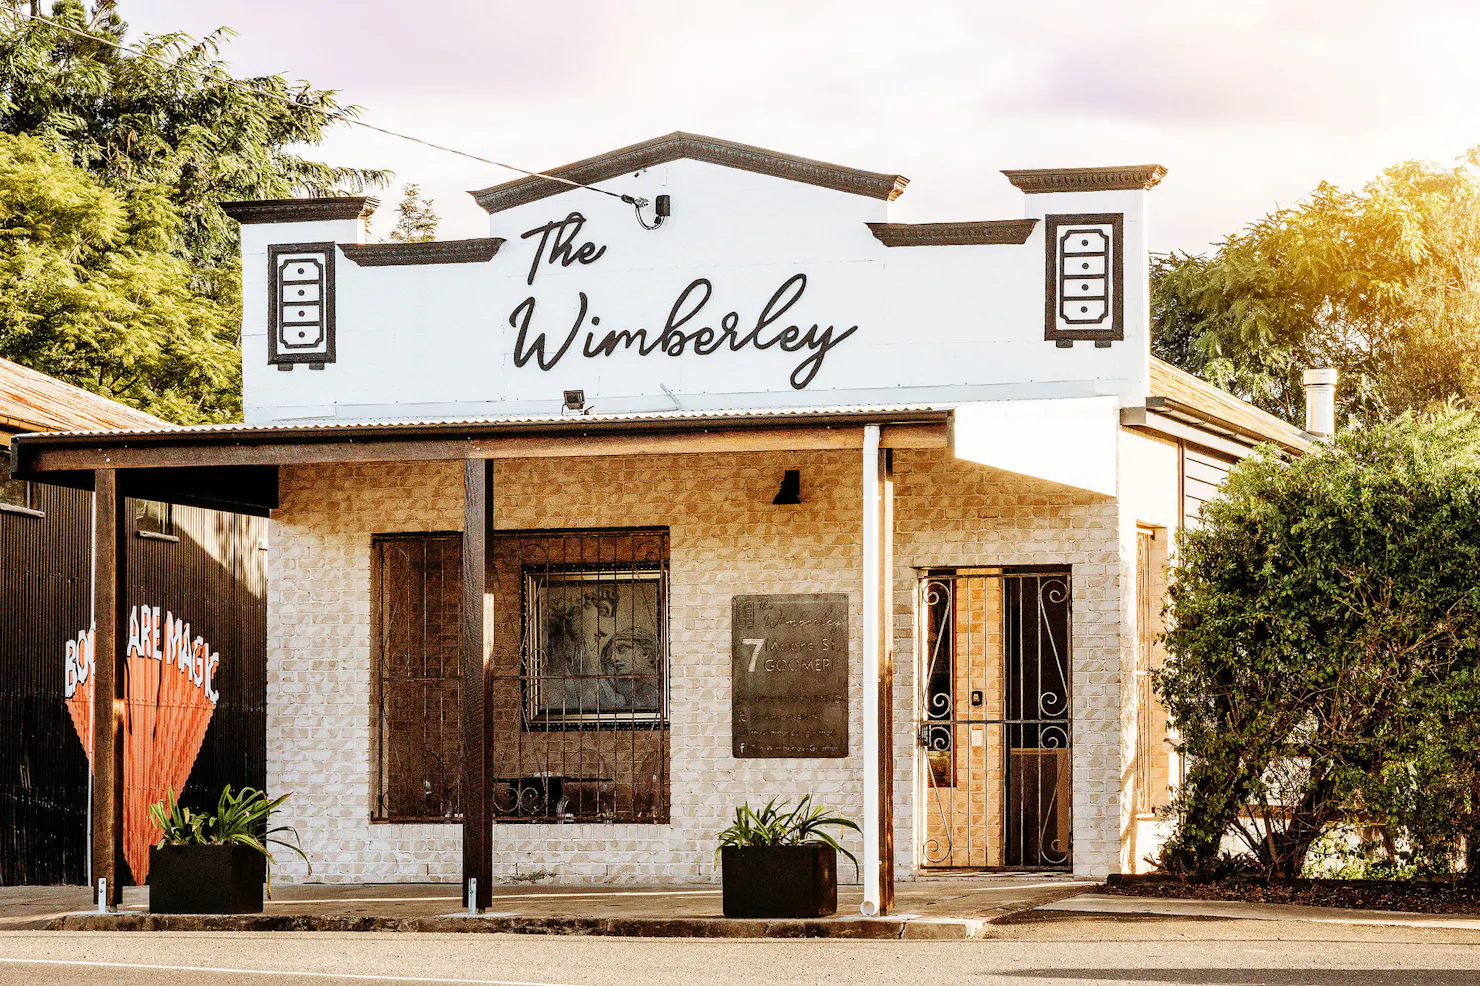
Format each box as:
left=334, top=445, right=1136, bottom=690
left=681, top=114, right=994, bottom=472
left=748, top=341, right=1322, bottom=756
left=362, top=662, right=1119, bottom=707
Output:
left=91, top=469, right=126, bottom=906
left=471, top=426, right=867, bottom=460
left=26, top=439, right=469, bottom=473
left=879, top=423, right=949, bottom=450
left=461, top=458, right=493, bottom=911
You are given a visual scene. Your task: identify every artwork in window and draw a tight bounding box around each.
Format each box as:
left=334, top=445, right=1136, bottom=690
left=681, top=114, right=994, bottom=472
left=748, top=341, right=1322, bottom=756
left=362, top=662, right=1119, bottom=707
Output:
left=524, top=569, right=664, bottom=725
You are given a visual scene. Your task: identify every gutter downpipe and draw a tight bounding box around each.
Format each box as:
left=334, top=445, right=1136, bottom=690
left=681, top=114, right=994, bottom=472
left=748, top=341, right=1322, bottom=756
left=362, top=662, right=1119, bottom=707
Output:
left=861, top=425, right=881, bottom=916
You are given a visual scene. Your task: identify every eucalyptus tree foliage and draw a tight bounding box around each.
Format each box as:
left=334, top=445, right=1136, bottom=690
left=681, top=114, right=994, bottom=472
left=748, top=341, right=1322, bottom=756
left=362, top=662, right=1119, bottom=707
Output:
left=0, top=0, right=389, bottom=297
left=1152, top=156, right=1480, bottom=426
left=0, top=132, right=239, bottom=423
left=1156, top=410, right=1480, bottom=880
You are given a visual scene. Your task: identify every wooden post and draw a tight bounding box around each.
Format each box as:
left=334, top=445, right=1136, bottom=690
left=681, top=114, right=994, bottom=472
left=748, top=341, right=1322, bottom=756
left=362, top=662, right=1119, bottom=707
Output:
left=861, top=429, right=898, bottom=915
left=461, top=458, right=493, bottom=911
left=879, top=448, right=895, bottom=913
left=91, top=468, right=125, bottom=906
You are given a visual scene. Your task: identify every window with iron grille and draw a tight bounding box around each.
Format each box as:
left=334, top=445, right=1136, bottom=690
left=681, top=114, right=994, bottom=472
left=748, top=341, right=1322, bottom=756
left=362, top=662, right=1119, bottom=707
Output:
left=491, top=529, right=670, bottom=823
left=371, top=532, right=463, bottom=822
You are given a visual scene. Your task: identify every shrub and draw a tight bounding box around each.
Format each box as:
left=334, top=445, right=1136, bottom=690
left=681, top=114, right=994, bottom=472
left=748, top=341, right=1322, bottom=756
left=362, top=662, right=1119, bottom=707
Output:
left=1155, top=408, right=1480, bottom=880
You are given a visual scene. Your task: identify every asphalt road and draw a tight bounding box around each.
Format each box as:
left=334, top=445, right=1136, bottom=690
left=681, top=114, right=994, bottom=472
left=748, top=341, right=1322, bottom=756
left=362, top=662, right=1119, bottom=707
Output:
left=4, top=918, right=1480, bottom=986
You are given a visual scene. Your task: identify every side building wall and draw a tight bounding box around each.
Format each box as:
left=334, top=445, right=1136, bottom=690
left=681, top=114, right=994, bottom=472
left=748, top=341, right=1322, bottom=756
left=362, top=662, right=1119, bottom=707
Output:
left=266, top=447, right=1126, bottom=885
left=0, top=477, right=267, bottom=886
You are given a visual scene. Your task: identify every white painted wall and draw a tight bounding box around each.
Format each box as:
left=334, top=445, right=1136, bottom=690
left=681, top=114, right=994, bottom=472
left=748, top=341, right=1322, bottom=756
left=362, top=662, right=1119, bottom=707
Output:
left=1116, top=428, right=1184, bottom=873
left=955, top=396, right=1121, bottom=496
left=240, top=158, right=1156, bottom=424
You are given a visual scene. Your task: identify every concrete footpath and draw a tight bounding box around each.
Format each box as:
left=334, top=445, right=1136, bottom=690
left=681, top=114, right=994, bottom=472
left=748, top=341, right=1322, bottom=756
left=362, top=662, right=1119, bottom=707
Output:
left=1, top=875, right=1096, bottom=939
left=1035, top=891, right=1480, bottom=931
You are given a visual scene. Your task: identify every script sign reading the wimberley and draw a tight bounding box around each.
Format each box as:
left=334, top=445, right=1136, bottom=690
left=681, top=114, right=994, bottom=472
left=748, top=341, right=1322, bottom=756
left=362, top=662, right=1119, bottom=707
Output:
left=731, top=593, right=849, bottom=758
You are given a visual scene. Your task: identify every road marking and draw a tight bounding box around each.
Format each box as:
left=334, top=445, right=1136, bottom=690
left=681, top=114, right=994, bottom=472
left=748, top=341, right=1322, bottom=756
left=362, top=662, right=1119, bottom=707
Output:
left=961, top=881, right=1097, bottom=891
left=0, top=957, right=581, bottom=986
left=263, top=890, right=722, bottom=905
left=263, top=896, right=461, bottom=905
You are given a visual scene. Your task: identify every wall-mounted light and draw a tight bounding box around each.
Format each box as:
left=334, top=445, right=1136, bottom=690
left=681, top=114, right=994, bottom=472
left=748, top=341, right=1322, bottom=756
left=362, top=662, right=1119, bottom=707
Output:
left=772, top=469, right=801, bottom=505
left=622, top=194, right=671, bottom=230
left=563, top=389, right=586, bottom=412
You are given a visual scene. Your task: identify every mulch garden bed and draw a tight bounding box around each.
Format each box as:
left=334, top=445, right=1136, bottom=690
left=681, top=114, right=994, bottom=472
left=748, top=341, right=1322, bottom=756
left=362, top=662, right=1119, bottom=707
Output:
left=1102, top=874, right=1480, bottom=915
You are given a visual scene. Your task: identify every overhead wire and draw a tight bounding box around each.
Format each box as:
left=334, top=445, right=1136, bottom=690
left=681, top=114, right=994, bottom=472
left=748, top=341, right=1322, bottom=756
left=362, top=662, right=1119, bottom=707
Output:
left=3, top=9, right=650, bottom=210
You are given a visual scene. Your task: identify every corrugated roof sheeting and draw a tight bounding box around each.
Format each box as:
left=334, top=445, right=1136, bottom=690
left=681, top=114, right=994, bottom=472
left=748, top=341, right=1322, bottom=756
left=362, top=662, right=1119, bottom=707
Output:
left=29, top=403, right=952, bottom=443
left=0, top=358, right=169, bottom=435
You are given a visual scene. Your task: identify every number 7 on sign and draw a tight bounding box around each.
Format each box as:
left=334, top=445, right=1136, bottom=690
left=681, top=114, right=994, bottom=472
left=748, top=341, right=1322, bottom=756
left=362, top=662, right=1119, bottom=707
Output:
left=743, top=638, right=766, bottom=673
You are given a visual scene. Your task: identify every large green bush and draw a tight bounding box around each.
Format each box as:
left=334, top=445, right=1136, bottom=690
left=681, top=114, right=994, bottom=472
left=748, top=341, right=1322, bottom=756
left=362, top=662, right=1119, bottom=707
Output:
left=1156, top=409, right=1480, bottom=879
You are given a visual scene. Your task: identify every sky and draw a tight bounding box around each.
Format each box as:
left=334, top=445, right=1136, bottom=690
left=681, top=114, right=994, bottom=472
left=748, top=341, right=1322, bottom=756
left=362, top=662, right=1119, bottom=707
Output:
left=121, top=0, right=1480, bottom=251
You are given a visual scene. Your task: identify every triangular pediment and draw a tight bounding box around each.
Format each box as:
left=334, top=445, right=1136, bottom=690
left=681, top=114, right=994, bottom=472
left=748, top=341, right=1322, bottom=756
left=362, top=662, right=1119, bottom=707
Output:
left=468, top=132, right=908, bottom=214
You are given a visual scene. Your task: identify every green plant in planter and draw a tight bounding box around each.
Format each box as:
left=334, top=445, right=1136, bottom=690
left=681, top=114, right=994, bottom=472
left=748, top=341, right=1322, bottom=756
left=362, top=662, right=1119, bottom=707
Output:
left=715, top=796, right=860, bottom=875
left=149, top=786, right=311, bottom=892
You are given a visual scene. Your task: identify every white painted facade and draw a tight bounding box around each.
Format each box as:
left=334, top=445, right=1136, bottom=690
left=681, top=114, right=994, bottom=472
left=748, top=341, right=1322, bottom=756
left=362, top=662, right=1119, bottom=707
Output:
left=240, top=159, right=1151, bottom=425
left=220, top=137, right=1300, bottom=890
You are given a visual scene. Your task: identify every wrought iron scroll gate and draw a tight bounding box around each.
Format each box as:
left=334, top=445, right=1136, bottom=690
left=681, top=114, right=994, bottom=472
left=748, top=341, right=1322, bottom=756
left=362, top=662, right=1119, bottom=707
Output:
left=916, top=569, right=1072, bottom=870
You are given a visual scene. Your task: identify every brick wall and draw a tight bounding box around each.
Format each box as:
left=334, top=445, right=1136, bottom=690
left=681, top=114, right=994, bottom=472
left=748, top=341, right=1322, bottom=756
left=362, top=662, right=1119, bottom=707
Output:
left=891, top=450, right=1123, bottom=879
left=266, top=447, right=1125, bottom=885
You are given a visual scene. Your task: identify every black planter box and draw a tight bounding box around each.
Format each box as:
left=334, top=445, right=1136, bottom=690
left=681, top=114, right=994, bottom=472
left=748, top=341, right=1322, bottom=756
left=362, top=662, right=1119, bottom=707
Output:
left=149, top=845, right=266, bottom=914
left=721, top=845, right=838, bottom=919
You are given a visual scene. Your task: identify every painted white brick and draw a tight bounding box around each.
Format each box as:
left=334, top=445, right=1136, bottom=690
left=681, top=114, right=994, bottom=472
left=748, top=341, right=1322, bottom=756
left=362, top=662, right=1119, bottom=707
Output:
left=266, top=448, right=1128, bottom=885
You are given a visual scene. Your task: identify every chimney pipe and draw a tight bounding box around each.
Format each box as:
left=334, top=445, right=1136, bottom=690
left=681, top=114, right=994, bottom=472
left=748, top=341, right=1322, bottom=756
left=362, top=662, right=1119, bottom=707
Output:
left=1302, top=368, right=1338, bottom=438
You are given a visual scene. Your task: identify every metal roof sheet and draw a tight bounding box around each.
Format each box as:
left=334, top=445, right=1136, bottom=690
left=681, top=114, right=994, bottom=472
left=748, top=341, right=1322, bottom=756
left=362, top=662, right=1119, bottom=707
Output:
left=1148, top=357, right=1312, bottom=452
left=28, top=402, right=953, bottom=443
left=0, top=357, right=170, bottom=435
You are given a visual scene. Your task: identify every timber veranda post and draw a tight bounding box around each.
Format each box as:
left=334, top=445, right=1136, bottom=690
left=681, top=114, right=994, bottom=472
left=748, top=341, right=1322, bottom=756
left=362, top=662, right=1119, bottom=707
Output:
left=91, top=468, right=126, bottom=907
left=462, top=458, right=494, bottom=911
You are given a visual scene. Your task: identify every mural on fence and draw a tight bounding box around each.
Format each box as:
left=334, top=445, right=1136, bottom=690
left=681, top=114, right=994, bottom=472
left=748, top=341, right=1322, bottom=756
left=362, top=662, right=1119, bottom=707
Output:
left=63, top=604, right=221, bottom=883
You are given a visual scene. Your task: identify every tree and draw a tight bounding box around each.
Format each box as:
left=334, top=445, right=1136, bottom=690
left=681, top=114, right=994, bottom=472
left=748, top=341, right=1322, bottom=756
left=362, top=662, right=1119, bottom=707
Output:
left=387, top=183, right=438, bottom=243
left=1155, top=410, right=1480, bottom=879
left=1152, top=156, right=1480, bottom=425
left=0, top=1, right=389, bottom=298
left=0, top=132, right=240, bottom=423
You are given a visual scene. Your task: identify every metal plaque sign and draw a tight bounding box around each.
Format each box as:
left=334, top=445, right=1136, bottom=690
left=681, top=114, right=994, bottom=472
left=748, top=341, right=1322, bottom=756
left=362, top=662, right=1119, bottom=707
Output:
left=731, top=593, right=849, bottom=758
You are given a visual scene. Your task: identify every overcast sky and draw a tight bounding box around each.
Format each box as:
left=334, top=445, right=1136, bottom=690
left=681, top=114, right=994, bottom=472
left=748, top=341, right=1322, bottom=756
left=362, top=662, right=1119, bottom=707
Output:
left=123, top=0, right=1480, bottom=251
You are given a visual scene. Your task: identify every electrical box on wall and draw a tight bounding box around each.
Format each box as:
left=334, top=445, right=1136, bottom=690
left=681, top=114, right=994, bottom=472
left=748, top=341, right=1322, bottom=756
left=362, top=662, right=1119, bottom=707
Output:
left=268, top=243, right=335, bottom=369
left=1044, top=214, right=1123, bottom=348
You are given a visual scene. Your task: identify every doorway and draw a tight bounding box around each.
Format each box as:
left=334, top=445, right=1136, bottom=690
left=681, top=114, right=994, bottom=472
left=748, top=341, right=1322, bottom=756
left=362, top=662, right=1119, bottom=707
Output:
left=916, top=568, right=1072, bottom=870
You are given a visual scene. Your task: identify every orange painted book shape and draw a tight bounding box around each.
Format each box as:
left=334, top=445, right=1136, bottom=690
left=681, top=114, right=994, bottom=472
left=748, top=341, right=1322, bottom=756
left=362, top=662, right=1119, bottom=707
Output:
left=63, top=605, right=220, bottom=883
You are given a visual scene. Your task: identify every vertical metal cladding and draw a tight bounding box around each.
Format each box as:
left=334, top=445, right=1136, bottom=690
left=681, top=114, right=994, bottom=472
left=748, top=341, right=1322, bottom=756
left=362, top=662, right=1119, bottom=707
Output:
left=125, top=504, right=268, bottom=837
left=0, top=490, right=266, bottom=886
left=0, top=481, right=92, bottom=885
